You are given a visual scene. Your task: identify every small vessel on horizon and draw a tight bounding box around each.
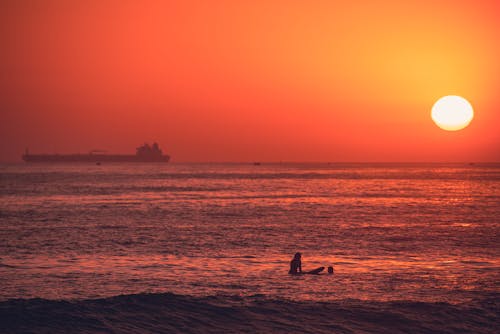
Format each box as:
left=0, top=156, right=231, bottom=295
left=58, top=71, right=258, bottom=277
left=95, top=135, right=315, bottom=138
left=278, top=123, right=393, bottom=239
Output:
left=22, top=142, right=170, bottom=163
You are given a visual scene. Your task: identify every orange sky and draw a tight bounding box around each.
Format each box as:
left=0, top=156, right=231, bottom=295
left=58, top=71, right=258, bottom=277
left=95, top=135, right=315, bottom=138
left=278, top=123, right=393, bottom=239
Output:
left=1, top=0, right=499, bottom=162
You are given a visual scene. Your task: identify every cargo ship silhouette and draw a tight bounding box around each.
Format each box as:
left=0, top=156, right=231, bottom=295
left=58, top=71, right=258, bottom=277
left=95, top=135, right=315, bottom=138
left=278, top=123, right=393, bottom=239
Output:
left=22, top=143, right=170, bottom=163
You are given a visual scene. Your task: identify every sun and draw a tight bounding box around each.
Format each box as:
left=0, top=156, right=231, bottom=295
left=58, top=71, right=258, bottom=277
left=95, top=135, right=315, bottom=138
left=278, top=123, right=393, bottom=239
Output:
left=431, top=96, right=474, bottom=131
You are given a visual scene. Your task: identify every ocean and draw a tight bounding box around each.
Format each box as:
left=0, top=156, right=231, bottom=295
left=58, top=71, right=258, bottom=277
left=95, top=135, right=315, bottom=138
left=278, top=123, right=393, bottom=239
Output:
left=1, top=162, right=499, bottom=333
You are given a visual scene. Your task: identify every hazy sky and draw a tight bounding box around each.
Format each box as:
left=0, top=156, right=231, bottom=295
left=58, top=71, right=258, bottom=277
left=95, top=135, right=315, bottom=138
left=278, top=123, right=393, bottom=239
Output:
left=1, top=0, right=499, bottom=162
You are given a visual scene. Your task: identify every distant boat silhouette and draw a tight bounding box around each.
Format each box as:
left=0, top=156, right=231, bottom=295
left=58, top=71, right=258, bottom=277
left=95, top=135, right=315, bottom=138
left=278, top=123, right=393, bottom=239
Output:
left=22, top=143, right=170, bottom=163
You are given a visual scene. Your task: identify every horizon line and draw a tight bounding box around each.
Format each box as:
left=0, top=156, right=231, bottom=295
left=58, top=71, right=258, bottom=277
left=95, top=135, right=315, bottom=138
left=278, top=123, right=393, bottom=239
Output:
left=2, top=160, right=500, bottom=165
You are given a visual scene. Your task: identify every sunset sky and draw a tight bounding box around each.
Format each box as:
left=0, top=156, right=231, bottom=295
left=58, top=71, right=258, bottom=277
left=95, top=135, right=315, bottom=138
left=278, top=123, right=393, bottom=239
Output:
left=1, top=0, right=499, bottom=162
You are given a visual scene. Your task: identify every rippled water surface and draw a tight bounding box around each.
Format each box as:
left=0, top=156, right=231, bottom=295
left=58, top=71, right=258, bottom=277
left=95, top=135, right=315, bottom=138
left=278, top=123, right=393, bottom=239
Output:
left=1, top=163, right=499, bottom=303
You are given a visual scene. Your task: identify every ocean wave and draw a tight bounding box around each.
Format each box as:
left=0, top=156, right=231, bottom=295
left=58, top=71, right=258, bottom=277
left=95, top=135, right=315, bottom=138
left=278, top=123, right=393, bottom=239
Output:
left=1, top=292, right=498, bottom=334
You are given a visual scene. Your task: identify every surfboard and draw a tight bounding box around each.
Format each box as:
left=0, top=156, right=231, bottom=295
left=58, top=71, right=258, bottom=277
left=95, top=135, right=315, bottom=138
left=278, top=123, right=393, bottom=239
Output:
left=305, top=266, right=325, bottom=275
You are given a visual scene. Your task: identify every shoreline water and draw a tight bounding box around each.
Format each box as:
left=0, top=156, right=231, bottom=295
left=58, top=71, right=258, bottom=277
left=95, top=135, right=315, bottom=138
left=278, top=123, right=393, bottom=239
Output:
left=1, top=292, right=499, bottom=334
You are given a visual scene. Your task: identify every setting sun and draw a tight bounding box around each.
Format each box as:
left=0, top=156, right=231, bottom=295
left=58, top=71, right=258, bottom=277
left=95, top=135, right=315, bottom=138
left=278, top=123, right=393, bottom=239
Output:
left=431, top=95, right=474, bottom=131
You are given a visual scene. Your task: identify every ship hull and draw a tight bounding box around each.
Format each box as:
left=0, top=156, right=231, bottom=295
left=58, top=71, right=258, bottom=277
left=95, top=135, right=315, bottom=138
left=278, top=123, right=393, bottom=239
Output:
left=22, top=154, right=170, bottom=163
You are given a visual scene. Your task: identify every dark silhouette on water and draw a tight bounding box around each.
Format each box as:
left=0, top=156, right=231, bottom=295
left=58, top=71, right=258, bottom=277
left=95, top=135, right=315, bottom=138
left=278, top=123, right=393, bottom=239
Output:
left=22, top=142, right=170, bottom=163
left=289, top=253, right=324, bottom=275
left=289, top=252, right=303, bottom=274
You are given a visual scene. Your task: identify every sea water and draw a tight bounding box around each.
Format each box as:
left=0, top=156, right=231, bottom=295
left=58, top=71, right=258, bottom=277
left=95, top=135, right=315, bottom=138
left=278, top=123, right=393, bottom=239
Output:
left=1, top=162, right=498, bottom=305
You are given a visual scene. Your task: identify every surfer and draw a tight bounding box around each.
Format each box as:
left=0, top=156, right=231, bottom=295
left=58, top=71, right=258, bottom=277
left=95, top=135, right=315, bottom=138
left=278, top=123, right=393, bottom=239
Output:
left=289, top=252, right=303, bottom=274
left=289, top=252, right=325, bottom=275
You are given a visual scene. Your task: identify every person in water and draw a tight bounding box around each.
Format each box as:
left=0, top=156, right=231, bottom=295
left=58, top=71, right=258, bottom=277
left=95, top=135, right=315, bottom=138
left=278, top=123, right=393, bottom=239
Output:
left=289, top=252, right=303, bottom=274
left=289, top=252, right=325, bottom=275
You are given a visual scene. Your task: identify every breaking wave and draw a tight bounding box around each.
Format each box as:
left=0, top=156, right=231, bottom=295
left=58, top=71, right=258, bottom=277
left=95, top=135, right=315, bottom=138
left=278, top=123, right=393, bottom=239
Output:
left=1, top=292, right=498, bottom=334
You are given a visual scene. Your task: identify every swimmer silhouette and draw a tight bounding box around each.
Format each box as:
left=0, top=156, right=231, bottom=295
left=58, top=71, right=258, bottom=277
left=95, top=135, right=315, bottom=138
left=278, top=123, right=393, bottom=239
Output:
left=288, top=252, right=324, bottom=275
